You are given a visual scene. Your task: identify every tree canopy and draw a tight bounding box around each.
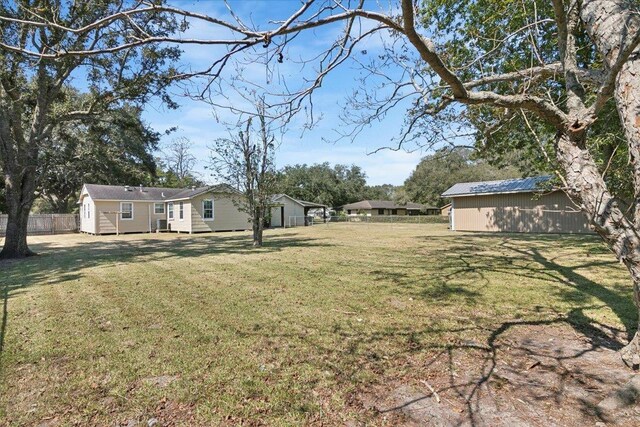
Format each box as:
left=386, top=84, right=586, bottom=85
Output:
left=38, top=94, right=161, bottom=213
left=275, top=162, right=368, bottom=207
left=405, top=147, right=523, bottom=207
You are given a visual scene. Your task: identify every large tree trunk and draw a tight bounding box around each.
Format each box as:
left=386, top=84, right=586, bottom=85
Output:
left=556, top=130, right=640, bottom=366
left=581, top=0, right=640, bottom=224
left=614, top=58, right=640, bottom=225
left=252, top=206, right=264, bottom=247
left=0, top=173, right=37, bottom=259
left=578, top=0, right=640, bottom=366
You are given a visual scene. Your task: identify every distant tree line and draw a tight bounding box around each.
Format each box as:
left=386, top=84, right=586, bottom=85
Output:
left=9, top=136, right=530, bottom=216
left=271, top=148, right=528, bottom=209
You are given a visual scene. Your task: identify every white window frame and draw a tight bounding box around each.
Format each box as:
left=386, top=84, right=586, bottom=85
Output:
left=179, top=201, right=184, bottom=221
left=154, top=202, right=165, bottom=214
left=168, top=202, right=174, bottom=221
left=202, top=199, right=214, bottom=221
left=120, top=202, right=134, bottom=220
left=87, top=203, right=90, bottom=219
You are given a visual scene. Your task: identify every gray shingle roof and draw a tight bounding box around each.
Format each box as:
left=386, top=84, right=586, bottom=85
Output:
left=83, top=183, right=237, bottom=201
left=341, top=200, right=430, bottom=210
left=167, top=184, right=238, bottom=201
left=441, top=176, right=552, bottom=197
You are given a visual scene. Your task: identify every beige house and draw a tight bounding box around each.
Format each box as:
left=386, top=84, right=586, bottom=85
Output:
left=440, top=203, right=452, bottom=217
left=340, top=200, right=436, bottom=216
left=79, top=184, right=250, bottom=235
left=442, top=176, right=592, bottom=234
left=269, top=194, right=327, bottom=228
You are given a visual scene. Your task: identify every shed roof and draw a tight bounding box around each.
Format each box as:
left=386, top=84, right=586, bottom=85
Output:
left=82, top=183, right=237, bottom=202
left=341, top=200, right=430, bottom=210
left=441, top=176, right=552, bottom=197
left=271, top=194, right=327, bottom=208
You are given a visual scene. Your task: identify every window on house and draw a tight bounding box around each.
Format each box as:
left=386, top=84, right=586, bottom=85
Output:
left=121, top=202, right=133, bottom=220
left=203, top=199, right=214, bottom=220
left=87, top=204, right=90, bottom=219
left=179, top=202, right=184, bottom=220
left=347, top=210, right=351, bottom=214
left=168, top=202, right=174, bottom=220
left=378, top=208, right=384, bottom=215
left=391, top=209, right=398, bottom=215
left=154, top=203, right=165, bottom=214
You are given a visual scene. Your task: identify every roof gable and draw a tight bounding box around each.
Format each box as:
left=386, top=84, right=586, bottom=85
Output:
left=166, top=184, right=239, bottom=201
left=271, top=194, right=327, bottom=208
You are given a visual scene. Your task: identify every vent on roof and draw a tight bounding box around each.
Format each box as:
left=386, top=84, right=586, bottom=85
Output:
left=191, top=185, right=196, bottom=191
left=124, top=185, right=131, bottom=191
left=139, top=184, right=144, bottom=192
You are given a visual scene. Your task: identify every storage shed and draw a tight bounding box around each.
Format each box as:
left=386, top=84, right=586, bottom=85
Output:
left=442, top=176, right=592, bottom=234
left=269, top=194, right=327, bottom=228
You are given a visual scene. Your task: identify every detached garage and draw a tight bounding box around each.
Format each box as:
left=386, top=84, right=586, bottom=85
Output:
left=442, top=176, right=592, bottom=234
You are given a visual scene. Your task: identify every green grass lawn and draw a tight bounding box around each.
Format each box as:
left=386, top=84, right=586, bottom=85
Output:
left=0, top=223, right=635, bottom=425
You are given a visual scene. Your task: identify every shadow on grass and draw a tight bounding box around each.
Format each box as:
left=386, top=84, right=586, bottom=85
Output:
left=363, top=232, right=636, bottom=424
left=1, top=228, right=636, bottom=425
left=0, top=231, right=329, bottom=356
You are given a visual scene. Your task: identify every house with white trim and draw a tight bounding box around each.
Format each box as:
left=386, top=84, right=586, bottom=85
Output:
left=78, top=184, right=250, bottom=235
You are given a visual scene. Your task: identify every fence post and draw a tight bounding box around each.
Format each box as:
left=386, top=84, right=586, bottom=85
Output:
left=51, top=214, right=56, bottom=235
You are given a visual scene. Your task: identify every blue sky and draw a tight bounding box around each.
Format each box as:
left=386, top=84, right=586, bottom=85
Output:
left=142, top=0, right=431, bottom=186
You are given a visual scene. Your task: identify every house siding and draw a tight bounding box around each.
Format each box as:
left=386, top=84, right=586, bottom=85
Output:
left=351, top=208, right=408, bottom=216
left=169, top=200, right=192, bottom=232
left=189, top=193, right=250, bottom=232
left=451, top=191, right=592, bottom=234
left=95, top=201, right=155, bottom=234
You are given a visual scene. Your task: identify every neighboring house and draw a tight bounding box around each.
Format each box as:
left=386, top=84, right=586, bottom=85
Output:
left=269, top=194, right=327, bottom=227
left=79, top=184, right=250, bottom=235
left=340, top=200, right=437, bottom=216
left=442, top=176, right=592, bottom=234
left=440, top=203, right=452, bottom=217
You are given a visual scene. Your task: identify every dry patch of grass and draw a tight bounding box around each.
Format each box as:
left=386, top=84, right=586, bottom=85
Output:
left=0, top=224, right=635, bottom=425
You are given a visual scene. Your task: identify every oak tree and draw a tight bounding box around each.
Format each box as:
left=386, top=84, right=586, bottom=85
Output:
left=0, top=0, right=179, bottom=258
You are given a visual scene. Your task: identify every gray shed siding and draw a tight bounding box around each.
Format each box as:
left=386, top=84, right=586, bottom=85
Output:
left=270, top=196, right=304, bottom=228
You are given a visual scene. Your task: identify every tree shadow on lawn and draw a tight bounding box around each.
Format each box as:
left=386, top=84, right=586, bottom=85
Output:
left=0, top=231, right=330, bottom=355
left=364, top=233, right=638, bottom=425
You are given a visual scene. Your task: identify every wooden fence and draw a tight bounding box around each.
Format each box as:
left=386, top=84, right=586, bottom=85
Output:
left=0, top=214, right=79, bottom=236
